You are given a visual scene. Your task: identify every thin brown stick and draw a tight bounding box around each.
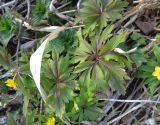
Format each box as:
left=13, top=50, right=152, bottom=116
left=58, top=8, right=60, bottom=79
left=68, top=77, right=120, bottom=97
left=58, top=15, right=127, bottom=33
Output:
left=0, top=0, right=17, bottom=9
left=25, top=0, right=31, bottom=20
left=106, top=103, right=145, bottom=125
left=99, top=98, right=160, bottom=104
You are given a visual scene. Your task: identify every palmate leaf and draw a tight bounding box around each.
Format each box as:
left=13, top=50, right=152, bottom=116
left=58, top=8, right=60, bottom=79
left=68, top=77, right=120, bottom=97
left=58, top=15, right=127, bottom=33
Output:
left=47, top=29, right=79, bottom=53
left=74, top=61, right=93, bottom=73
left=130, top=49, right=148, bottom=67
left=91, top=64, right=108, bottom=91
left=148, top=81, right=159, bottom=95
left=77, top=30, right=93, bottom=53
left=71, top=106, right=103, bottom=122
left=105, top=0, right=128, bottom=20
left=0, top=47, right=11, bottom=70
left=99, top=24, right=114, bottom=42
left=32, top=0, right=48, bottom=25
left=104, top=52, right=132, bottom=69
left=41, top=53, right=75, bottom=116
left=47, top=84, right=75, bottom=116
left=137, top=44, right=160, bottom=95
left=7, top=113, right=17, bottom=125
left=76, top=62, right=126, bottom=95
left=79, top=0, right=128, bottom=30
left=137, top=61, right=159, bottom=95
left=107, top=62, right=129, bottom=95
left=69, top=87, right=103, bottom=122
left=153, top=44, right=160, bottom=63
left=0, top=16, right=14, bottom=46
left=74, top=27, right=130, bottom=95
left=100, top=30, right=128, bottom=55
left=130, top=32, right=146, bottom=47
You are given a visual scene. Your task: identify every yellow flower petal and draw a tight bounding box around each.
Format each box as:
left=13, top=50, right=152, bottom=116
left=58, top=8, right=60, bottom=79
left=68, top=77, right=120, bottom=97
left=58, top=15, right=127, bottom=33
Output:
left=47, top=117, right=55, bottom=125
left=5, top=79, right=16, bottom=89
left=155, top=66, right=160, bottom=71
left=152, top=66, right=160, bottom=80
left=157, top=76, right=160, bottom=80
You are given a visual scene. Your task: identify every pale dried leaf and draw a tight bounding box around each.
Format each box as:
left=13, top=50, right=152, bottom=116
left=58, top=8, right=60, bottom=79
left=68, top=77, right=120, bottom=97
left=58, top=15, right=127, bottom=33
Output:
left=30, top=27, right=65, bottom=102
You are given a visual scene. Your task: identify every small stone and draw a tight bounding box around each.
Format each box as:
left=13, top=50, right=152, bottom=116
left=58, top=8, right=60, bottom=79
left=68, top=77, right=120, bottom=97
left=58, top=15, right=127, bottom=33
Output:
left=135, top=20, right=154, bottom=35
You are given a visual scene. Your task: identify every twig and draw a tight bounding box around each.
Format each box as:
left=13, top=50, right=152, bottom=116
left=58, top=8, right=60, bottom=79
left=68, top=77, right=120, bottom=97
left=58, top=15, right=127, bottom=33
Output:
left=65, top=25, right=84, bottom=30
left=154, top=27, right=160, bottom=31
left=114, top=80, right=145, bottom=122
left=97, top=78, right=135, bottom=123
left=15, top=0, right=34, bottom=11
left=61, top=10, right=76, bottom=14
left=49, top=0, right=74, bottom=21
left=144, top=39, right=156, bottom=52
left=16, top=20, right=23, bottom=66
left=106, top=103, right=145, bottom=125
left=77, top=0, right=83, bottom=12
left=40, top=99, right=43, bottom=114
left=20, top=40, right=37, bottom=51
left=133, top=0, right=141, bottom=4
left=0, top=71, right=12, bottom=79
left=7, top=94, right=19, bottom=105
left=15, top=18, right=84, bottom=32
left=25, top=0, right=31, bottom=20
left=124, top=15, right=138, bottom=28
left=0, top=0, right=17, bottom=9
left=57, top=1, right=71, bottom=10
left=99, top=98, right=160, bottom=104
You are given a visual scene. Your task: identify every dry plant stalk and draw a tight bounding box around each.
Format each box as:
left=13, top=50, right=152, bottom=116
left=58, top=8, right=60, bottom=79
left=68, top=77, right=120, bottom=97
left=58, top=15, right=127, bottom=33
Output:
left=127, top=0, right=160, bottom=17
left=139, top=0, right=160, bottom=9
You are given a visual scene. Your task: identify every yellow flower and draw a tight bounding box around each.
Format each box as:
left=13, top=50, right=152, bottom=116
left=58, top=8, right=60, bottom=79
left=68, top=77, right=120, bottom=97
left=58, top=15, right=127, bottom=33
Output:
left=5, top=79, right=16, bottom=89
left=47, top=117, right=55, bottom=125
left=152, top=66, right=160, bottom=80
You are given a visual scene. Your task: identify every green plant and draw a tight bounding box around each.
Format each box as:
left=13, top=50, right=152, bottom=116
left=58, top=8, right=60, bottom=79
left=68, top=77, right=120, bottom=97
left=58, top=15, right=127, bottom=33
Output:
left=32, top=0, right=49, bottom=25
left=0, top=47, right=11, bottom=70
left=6, top=112, right=17, bottom=125
left=130, top=32, right=146, bottom=47
left=73, top=25, right=131, bottom=95
left=41, top=51, right=76, bottom=116
left=46, top=29, right=79, bottom=53
left=79, top=0, right=128, bottom=33
left=130, top=49, right=148, bottom=67
left=68, top=76, right=104, bottom=122
left=155, top=33, right=160, bottom=41
left=32, top=23, right=132, bottom=124
left=127, top=32, right=147, bottom=67
left=0, top=16, right=15, bottom=46
left=1, top=0, right=135, bottom=124
left=137, top=44, right=160, bottom=95
left=69, top=89, right=103, bottom=121
left=33, top=24, right=131, bottom=122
